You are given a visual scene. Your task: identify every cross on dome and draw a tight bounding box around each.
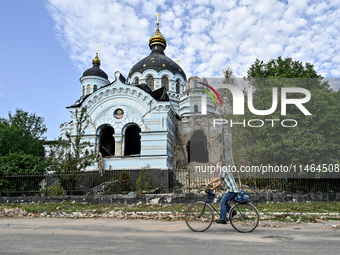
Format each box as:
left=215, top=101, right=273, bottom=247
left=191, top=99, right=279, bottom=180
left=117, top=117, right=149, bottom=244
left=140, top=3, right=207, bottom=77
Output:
left=155, top=13, right=160, bottom=24
left=92, top=43, right=101, bottom=64
left=149, top=13, right=167, bottom=49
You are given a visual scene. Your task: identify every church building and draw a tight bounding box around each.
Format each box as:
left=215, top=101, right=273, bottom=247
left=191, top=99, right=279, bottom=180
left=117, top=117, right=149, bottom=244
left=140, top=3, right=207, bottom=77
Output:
left=59, top=18, right=232, bottom=170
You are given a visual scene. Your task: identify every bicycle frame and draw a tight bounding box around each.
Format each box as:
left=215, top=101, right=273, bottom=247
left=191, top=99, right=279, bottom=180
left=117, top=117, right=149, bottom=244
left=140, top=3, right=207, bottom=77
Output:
left=203, top=202, right=220, bottom=217
left=206, top=198, right=243, bottom=219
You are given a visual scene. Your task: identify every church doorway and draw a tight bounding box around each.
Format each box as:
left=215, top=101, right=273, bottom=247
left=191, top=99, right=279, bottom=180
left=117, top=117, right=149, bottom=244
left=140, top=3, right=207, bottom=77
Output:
left=187, top=130, right=209, bottom=163
left=124, top=124, right=141, bottom=156
left=98, top=125, right=115, bottom=157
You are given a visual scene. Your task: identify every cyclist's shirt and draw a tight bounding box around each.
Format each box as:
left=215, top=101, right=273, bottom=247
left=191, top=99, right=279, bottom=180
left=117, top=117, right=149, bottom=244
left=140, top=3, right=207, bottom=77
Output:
left=218, top=171, right=239, bottom=193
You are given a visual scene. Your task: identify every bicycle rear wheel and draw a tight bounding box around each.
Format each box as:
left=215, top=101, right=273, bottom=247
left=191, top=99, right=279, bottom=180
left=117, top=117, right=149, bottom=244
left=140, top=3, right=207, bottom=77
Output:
left=185, top=202, right=213, bottom=232
left=229, top=203, right=259, bottom=233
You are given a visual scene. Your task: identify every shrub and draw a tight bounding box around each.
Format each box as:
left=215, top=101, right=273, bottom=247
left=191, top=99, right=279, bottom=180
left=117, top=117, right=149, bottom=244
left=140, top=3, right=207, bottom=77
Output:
left=119, top=171, right=131, bottom=192
left=40, top=183, right=66, bottom=196
left=136, top=168, right=154, bottom=192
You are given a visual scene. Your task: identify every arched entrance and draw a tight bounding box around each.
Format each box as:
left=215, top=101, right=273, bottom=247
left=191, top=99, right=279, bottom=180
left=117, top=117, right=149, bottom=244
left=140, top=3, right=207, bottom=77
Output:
left=187, top=130, right=209, bottom=163
left=98, top=125, right=115, bottom=157
left=124, top=124, right=141, bottom=156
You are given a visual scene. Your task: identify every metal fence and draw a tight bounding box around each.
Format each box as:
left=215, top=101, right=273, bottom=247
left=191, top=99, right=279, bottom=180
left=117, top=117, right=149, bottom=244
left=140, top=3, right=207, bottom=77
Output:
left=1, top=169, right=340, bottom=197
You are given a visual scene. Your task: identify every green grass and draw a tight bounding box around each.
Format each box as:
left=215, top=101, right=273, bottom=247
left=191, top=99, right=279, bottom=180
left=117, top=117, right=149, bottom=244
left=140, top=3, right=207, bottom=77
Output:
left=255, top=201, right=340, bottom=213
left=325, top=217, right=340, bottom=221
left=1, top=202, right=339, bottom=222
left=22, top=205, right=47, bottom=213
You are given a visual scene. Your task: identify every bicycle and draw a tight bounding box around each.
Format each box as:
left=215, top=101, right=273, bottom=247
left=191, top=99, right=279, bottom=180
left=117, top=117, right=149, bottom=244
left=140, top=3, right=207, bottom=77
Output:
left=185, top=189, right=259, bottom=233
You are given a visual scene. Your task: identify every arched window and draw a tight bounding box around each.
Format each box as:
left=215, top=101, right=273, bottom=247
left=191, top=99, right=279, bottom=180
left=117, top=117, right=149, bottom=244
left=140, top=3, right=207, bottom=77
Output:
left=82, top=86, right=85, bottom=96
left=187, top=130, right=208, bottom=163
left=134, top=77, right=139, bottom=86
left=194, top=105, right=199, bottom=113
left=98, top=125, right=115, bottom=157
left=146, top=76, right=154, bottom=90
left=176, top=79, right=181, bottom=94
left=162, top=76, right=169, bottom=91
left=124, top=124, right=141, bottom=156
left=93, top=85, right=97, bottom=92
left=87, top=84, right=91, bottom=95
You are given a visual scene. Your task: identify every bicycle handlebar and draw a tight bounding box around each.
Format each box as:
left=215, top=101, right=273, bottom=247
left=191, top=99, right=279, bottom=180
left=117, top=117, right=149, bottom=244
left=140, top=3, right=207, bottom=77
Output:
left=205, top=189, right=215, bottom=197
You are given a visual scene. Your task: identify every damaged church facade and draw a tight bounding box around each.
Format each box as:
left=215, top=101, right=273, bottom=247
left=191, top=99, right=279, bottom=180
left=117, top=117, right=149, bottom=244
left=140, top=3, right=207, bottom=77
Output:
left=59, top=20, right=232, bottom=170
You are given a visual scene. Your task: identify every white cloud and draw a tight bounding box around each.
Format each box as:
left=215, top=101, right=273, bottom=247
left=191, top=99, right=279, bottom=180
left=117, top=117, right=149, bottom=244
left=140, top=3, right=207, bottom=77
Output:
left=46, top=0, right=340, bottom=79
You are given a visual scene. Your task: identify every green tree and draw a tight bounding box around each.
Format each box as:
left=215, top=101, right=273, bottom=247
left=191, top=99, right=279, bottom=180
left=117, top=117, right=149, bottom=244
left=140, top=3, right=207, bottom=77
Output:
left=0, top=109, right=47, bottom=195
left=232, top=57, right=339, bottom=172
left=45, top=107, right=97, bottom=194
left=0, top=152, right=46, bottom=195
left=0, top=152, right=45, bottom=175
left=0, top=109, right=47, bottom=156
left=247, top=57, right=323, bottom=79
left=136, top=167, right=154, bottom=193
left=46, top=107, right=96, bottom=173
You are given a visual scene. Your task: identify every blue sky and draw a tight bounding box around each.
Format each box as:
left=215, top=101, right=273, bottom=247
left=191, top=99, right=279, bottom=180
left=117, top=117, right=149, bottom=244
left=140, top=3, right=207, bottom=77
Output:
left=0, top=0, right=339, bottom=140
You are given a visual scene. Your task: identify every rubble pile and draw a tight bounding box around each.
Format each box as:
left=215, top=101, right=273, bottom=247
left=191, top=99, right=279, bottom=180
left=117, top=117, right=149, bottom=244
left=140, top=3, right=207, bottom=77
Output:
left=0, top=207, right=185, bottom=221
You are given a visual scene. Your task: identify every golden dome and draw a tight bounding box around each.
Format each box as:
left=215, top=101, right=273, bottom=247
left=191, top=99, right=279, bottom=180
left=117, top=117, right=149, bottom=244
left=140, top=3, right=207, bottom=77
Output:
left=92, top=52, right=101, bottom=64
left=82, top=50, right=108, bottom=79
left=149, top=22, right=167, bottom=49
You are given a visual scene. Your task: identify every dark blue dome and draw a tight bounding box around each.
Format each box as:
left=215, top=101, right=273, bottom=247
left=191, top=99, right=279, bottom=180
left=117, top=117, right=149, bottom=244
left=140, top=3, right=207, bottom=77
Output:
left=82, top=53, right=108, bottom=80
left=128, top=48, right=186, bottom=80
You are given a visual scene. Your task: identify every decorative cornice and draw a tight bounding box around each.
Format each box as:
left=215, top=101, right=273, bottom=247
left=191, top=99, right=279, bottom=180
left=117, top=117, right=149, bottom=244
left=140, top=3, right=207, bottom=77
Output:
left=95, top=117, right=146, bottom=134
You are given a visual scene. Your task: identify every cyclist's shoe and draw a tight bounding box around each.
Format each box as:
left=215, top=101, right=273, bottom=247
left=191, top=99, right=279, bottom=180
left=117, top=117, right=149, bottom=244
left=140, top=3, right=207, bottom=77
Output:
left=215, top=219, right=227, bottom=224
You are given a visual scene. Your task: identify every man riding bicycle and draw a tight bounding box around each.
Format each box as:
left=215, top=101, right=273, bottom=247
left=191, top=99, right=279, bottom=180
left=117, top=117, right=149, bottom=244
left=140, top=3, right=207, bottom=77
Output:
left=206, top=162, right=239, bottom=224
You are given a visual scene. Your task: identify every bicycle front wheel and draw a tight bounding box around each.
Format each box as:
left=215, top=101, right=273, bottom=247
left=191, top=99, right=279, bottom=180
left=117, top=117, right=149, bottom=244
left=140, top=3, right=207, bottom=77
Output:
left=185, top=202, right=213, bottom=232
left=229, top=203, right=259, bottom=233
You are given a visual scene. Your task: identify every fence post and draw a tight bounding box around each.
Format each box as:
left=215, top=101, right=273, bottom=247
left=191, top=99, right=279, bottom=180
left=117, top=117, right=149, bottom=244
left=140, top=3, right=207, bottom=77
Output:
left=167, top=169, right=171, bottom=193
left=164, top=169, right=169, bottom=193
left=140, top=170, right=143, bottom=194
left=187, top=166, right=191, bottom=193
left=44, top=173, right=48, bottom=196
